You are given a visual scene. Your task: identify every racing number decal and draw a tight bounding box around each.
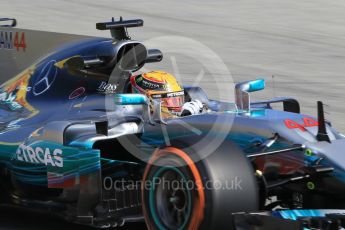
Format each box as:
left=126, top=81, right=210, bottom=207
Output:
left=284, top=117, right=319, bottom=131
left=0, top=31, right=12, bottom=49
left=14, top=32, right=26, bottom=51
left=0, top=31, right=26, bottom=52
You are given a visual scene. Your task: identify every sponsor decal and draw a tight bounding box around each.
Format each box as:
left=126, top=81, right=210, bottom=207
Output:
left=69, top=87, right=86, bottom=99
left=141, top=79, right=164, bottom=90
left=284, top=117, right=319, bottom=132
left=135, top=76, right=143, bottom=82
left=151, top=94, right=162, bottom=99
left=33, top=61, right=58, bottom=96
left=134, top=75, right=167, bottom=91
left=166, top=91, right=184, bottom=98
left=97, top=81, right=117, bottom=94
left=16, top=144, right=63, bottom=168
left=0, top=31, right=26, bottom=52
left=151, top=90, right=184, bottom=99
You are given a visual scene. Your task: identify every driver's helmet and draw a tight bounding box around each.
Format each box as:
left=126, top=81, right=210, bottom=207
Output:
left=130, top=71, right=185, bottom=115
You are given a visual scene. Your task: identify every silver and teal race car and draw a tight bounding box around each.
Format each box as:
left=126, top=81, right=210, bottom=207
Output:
left=1, top=17, right=345, bottom=230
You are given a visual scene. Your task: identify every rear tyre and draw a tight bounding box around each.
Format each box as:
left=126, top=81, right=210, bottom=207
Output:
left=142, top=141, right=258, bottom=230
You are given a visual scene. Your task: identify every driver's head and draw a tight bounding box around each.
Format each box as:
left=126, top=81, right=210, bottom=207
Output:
left=130, top=71, right=185, bottom=114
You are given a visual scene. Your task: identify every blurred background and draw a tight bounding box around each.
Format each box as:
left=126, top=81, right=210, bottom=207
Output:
left=1, top=0, right=345, bottom=228
left=2, top=0, right=345, bottom=129
left=2, top=0, right=345, bottom=130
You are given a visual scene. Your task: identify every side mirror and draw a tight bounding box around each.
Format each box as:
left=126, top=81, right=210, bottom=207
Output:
left=146, top=49, right=163, bottom=63
left=245, top=79, right=265, bottom=92
left=64, top=56, right=84, bottom=71
left=237, top=79, right=265, bottom=93
left=235, top=79, right=265, bottom=111
left=152, top=100, right=167, bottom=124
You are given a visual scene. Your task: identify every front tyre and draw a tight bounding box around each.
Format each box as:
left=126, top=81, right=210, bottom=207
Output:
left=142, top=142, right=258, bottom=230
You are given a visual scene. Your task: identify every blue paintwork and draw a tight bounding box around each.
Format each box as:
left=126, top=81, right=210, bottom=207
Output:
left=248, top=79, right=265, bottom=92
left=114, top=93, right=148, bottom=105
left=271, top=209, right=345, bottom=220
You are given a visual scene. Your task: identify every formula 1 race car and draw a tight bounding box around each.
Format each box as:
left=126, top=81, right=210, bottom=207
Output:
left=1, top=17, right=345, bottom=230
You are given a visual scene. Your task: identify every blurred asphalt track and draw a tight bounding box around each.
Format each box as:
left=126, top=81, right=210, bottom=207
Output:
left=1, top=0, right=345, bottom=228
